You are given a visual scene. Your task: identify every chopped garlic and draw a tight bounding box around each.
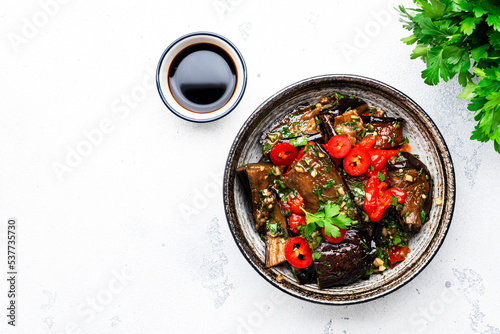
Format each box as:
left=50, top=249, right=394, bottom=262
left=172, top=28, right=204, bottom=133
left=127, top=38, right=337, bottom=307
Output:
left=311, top=170, right=318, bottom=177
left=405, top=174, right=414, bottom=182
left=338, top=187, right=345, bottom=196
left=379, top=265, right=386, bottom=272
left=318, top=152, right=325, bottom=158
left=435, top=197, right=443, bottom=205
left=373, top=258, right=384, bottom=267
left=295, top=166, right=304, bottom=173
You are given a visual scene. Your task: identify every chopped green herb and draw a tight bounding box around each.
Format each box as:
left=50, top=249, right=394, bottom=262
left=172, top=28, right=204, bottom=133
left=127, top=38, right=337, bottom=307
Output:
left=267, top=133, right=279, bottom=142
left=420, top=210, right=426, bottom=223
left=323, top=180, right=336, bottom=190
left=262, top=142, right=272, bottom=154
left=267, top=223, right=278, bottom=235
left=274, top=179, right=286, bottom=189
left=289, top=136, right=308, bottom=147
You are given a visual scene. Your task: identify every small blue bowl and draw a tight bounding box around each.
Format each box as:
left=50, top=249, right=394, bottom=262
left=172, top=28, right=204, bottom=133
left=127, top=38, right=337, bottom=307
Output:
left=156, top=32, right=247, bottom=123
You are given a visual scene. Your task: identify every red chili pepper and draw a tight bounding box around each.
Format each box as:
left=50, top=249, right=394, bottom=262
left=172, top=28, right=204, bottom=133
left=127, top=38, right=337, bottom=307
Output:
left=366, top=149, right=399, bottom=171
left=365, top=166, right=388, bottom=181
left=343, top=148, right=371, bottom=176
left=287, top=193, right=305, bottom=215
left=279, top=198, right=292, bottom=214
left=284, top=237, right=313, bottom=268
left=388, top=246, right=409, bottom=263
left=326, top=135, right=352, bottom=158
left=288, top=213, right=306, bottom=233
left=270, top=143, right=297, bottom=166
left=355, top=135, right=376, bottom=149
left=383, top=188, right=407, bottom=204
left=363, top=176, right=407, bottom=222
left=363, top=177, right=381, bottom=217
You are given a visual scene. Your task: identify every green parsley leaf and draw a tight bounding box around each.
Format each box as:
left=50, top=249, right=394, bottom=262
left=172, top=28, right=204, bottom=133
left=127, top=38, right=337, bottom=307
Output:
left=324, top=202, right=340, bottom=218
left=301, top=202, right=352, bottom=240
left=377, top=171, right=385, bottom=182
left=312, top=252, right=321, bottom=260
left=399, top=1, right=500, bottom=154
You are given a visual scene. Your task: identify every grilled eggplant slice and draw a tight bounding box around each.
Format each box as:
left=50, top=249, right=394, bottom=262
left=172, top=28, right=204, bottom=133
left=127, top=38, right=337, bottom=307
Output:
left=260, top=100, right=332, bottom=151
left=291, top=262, right=317, bottom=285
left=281, top=143, right=358, bottom=223
left=361, top=116, right=405, bottom=149
left=236, top=163, right=283, bottom=230
left=333, top=110, right=365, bottom=146
left=314, top=229, right=374, bottom=288
left=236, top=163, right=289, bottom=267
left=387, top=152, right=433, bottom=233
left=319, top=95, right=368, bottom=141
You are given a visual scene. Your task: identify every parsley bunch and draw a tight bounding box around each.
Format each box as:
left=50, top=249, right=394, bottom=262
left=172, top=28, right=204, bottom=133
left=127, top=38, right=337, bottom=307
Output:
left=301, top=202, right=352, bottom=238
left=399, top=0, right=500, bottom=153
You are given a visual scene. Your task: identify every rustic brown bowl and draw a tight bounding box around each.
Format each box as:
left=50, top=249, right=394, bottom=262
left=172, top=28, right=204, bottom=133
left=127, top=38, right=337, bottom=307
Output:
left=223, top=75, right=455, bottom=304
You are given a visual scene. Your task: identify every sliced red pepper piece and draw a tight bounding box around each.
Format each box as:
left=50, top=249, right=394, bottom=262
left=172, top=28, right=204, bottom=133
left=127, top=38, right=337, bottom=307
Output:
left=326, top=135, right=352, bottom=158
left=288, top=213, right=306, bottom=233
left=343, top=148, right=371, bottom=176
left=270, top=143, right=297, bottom=166
left=388, top=245, right=409, bottom=263
left=366, top=149, right=399, bottom=171
left=363, top=176, right=407, bottom=222
left=284, top=237, right=313, bottom=268
left=287, top=192, right=305, bottom=215
left=355, top=135, right=377, bottom=149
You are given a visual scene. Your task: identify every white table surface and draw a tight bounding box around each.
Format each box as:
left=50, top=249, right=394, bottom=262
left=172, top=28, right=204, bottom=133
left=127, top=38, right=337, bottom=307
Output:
left=1, top=0, right=500, bottom=333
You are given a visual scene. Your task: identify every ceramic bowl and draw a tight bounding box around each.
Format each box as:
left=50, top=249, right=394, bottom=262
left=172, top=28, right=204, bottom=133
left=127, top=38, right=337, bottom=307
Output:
left=156, top=31, right=247, bottom=123
left=223, top=74, right=455, bottom=304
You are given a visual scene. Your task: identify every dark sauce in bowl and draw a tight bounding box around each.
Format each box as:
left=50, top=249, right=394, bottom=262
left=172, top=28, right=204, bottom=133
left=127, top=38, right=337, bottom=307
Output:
left=168, top=43, right=237, bottom=113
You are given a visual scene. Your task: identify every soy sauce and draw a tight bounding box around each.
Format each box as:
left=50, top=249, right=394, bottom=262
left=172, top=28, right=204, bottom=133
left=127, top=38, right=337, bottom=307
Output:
left=168, top=43, right=237, bottom=113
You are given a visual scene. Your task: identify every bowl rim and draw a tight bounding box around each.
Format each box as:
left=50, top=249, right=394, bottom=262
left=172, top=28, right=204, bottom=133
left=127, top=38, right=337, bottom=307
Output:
left=223, top=74, right=455, bottom=305
left=156, top=31, right=247, bottom=123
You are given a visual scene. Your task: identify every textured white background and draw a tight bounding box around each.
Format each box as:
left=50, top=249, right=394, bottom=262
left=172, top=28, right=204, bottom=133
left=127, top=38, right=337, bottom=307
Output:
left=1, top=0, right=499, bottom=333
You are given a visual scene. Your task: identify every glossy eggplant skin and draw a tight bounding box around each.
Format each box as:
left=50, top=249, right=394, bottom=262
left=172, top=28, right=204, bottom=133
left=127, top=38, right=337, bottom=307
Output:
left=321, top=95, right=367, bottom=116
left=387, top=152, right=433, bottom=232
left=277, top=132, right=324, bottom=145
left=361, top=116, right=405, bottom=149
left=318, top=94, right=367, bottom=140
left=290, top=262, right=317, bottom=285
left=260, top=102, right=328, bottom=149
left=313, top=229, right=374, bottom=289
